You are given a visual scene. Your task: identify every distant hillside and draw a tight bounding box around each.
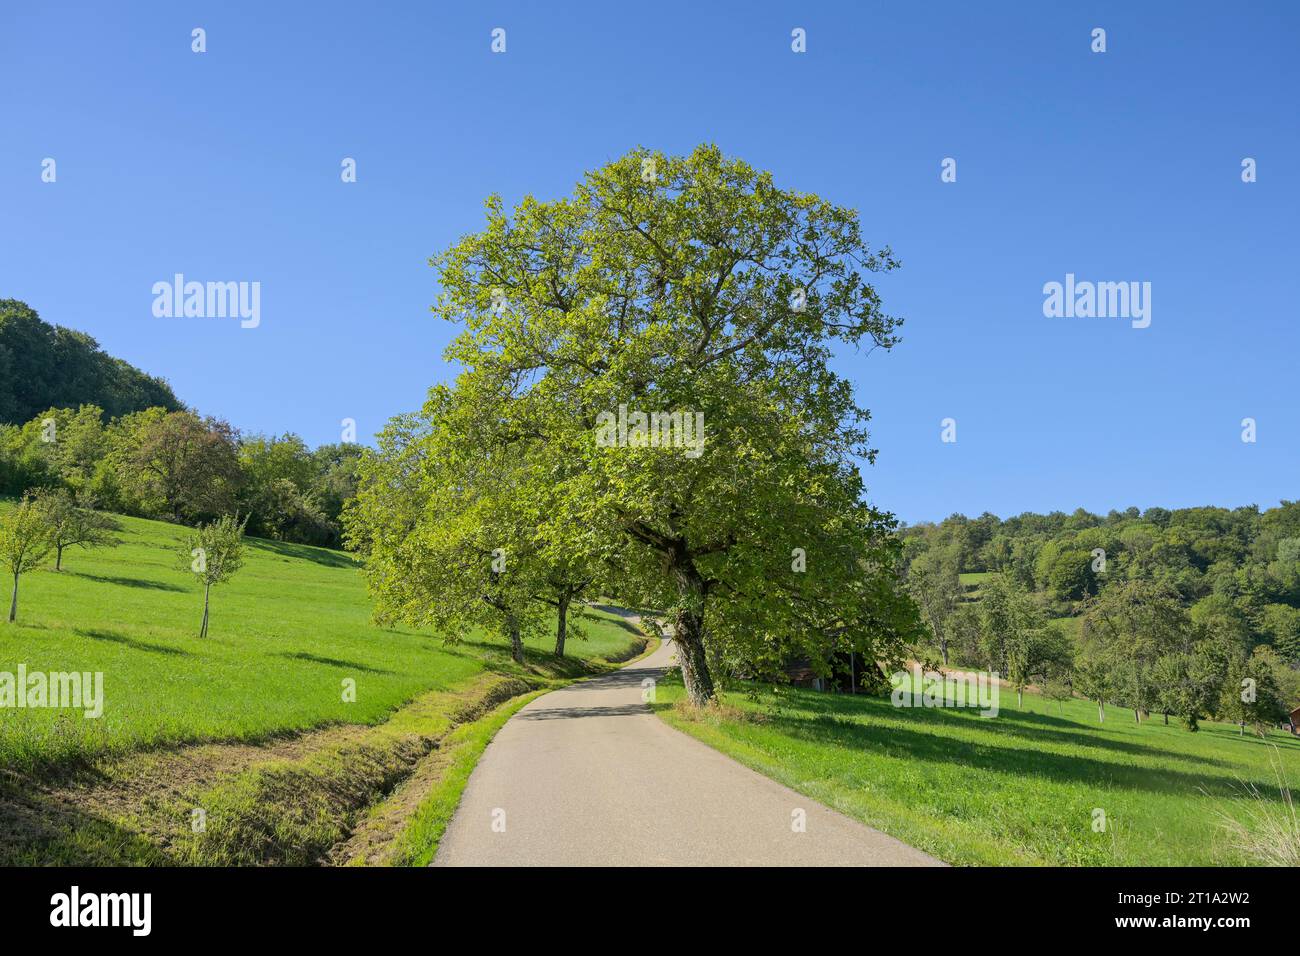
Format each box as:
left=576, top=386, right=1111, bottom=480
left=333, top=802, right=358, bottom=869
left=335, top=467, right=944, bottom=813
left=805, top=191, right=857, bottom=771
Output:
left=0, top=299, right=182, bottom=424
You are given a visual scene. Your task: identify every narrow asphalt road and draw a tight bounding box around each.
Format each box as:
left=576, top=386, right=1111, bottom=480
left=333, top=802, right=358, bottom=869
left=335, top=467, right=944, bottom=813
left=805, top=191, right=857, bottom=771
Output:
left=433, top=632, right=943, bottom=866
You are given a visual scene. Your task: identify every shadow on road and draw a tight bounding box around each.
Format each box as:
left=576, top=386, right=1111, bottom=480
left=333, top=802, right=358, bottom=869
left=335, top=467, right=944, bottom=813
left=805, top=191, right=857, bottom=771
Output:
left=516, top=703, right=651, bottom=720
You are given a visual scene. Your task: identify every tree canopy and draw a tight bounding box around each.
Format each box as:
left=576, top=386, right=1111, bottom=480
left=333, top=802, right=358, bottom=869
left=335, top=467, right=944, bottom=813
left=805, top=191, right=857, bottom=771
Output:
left=348, top=145, right=922, bottom=702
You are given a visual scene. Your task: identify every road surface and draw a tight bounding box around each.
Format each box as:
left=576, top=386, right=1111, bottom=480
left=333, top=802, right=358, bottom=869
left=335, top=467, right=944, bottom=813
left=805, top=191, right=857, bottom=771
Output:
left=433, top=633, right=943, bottom=866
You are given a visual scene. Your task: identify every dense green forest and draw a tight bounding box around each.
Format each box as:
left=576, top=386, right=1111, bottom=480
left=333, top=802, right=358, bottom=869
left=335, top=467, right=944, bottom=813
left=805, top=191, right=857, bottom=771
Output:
left=0, top=299, right=182, bottom=424
left=902, top=506, right=1300, bottom=728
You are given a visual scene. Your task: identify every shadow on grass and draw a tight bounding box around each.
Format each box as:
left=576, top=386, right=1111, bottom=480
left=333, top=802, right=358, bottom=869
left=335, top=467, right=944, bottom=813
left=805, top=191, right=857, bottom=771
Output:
left=1199, top=727, right=1300, bottom=752
left=276, top=651, right=394, bottom=675
left=75, top=628, right=191, bottom=657
left=250, top=538, right=356, bottom=570
left=772, top=686, right=1238, bottom=770
left=657, top=675, right=1271, bottom=795
left=764, top=705, right=1278, bottom=800
left=72, top=573, right=186, bottom=592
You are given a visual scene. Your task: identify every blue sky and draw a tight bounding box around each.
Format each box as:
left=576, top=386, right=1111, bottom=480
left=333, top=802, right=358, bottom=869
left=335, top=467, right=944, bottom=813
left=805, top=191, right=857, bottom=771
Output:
left=3, top=1, right=1296, bottom=524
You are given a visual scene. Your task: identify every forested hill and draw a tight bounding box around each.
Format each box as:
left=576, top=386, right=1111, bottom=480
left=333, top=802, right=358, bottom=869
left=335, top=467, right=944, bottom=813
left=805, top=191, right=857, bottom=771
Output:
left=0, top=299, right=182, bottom=424
left=902, top=503, right=1300, bottom=669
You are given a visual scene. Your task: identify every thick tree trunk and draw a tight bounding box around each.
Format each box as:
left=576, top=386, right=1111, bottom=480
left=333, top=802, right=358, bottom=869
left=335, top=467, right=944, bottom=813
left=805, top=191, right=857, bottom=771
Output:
left=507, top=616, right=525, bottom=664
left=200, top=583, right=211, bottom=638
left=673, top=608, right=715, bottom=705
left=56, top=544, right=64, bottom=572
left=8, top=573, right=17, bottom=623
left=554, top=593, right=569, bottom=657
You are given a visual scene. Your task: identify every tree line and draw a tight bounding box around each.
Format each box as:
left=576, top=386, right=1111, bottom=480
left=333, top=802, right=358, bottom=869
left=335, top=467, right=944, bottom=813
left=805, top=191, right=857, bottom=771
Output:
left=0, top=299, right=181, bottom=425
left=903, top=507, right=1300, bottom=733
left=0, top=404, right=362, bottom=549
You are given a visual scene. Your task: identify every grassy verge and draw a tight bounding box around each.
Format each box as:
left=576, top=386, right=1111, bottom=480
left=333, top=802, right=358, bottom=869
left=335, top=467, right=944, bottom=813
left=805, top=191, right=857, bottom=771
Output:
left=0, top=504, right=649, bottom=864
left=652, top=671, right=1300, bottom=866
left=378, top=690, right=545, bottom=867
left=343, top=632, right=661, bottom=867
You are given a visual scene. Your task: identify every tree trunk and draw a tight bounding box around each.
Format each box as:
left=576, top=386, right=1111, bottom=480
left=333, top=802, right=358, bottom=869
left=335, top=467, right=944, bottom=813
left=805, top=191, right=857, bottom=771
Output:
left=554, top=593, right=569, bottom=657
left=674, top=609, right=715, bottom=705
left=8, top=573, right=17, bottom=623
left=507, top=616, right=525, bottom=664
left=671, top=563, right=716, bottom=705
left=1134, top=708, right=1140, bottom=724
left=1097, top=699, right=1105, bottom=723
left=938, top=629, right=949, bottom=666
left=1017, top=688, right=1023, bottom=708
left=56, top=544, right=64, bottom=572
left=200, top=583, right=211, bottom=638
left=1163, top=712, right=1169, bottom=725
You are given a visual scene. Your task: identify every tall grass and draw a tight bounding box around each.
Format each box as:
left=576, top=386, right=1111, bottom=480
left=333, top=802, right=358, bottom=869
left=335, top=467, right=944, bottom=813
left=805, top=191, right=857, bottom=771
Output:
left=1216, top=749, right=1300, bottom=866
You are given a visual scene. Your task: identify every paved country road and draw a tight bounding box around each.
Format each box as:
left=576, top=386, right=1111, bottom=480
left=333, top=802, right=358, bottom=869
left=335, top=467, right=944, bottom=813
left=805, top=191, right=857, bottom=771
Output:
left=433, top=631, right=943, bottom=867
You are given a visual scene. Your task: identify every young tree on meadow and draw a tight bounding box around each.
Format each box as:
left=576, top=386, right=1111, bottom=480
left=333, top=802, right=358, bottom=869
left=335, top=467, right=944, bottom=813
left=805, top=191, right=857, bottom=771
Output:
left=1151, top=653, right=1194, bottom=728
left=1151, top=638, right=1229, bottom=731
left=29, top=487, right=119, bottom=571
left=1072, top=654, right=1112, bottom=723
left=180, top=514, right=247, bottom=638
left=0, top=497, right=54, bottom=622
left=1219, top=645, right=1288, bottom=736
left=405, top=144, right=920, bottom=704
left=907, top=546, right=963, bottom=665
left=1041, top=675, right=1073, bottom=716
left=1081, top=580, right=1186, bottom=723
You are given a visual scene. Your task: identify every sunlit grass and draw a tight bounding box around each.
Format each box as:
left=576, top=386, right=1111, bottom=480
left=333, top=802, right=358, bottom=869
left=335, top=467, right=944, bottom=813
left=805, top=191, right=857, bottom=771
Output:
left=654, top=671, right=1300, bottom=866
left=0, top=504, right=639, bottom=772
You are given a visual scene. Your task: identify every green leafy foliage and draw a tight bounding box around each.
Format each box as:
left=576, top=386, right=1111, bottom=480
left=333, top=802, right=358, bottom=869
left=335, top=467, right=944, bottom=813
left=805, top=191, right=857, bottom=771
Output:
left=348, top=145, right=923, bottom=699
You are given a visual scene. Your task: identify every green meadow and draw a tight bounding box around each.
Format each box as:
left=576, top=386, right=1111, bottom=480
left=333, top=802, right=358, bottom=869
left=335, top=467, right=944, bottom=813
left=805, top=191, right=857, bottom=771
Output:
left=0, top=504, right=643, bottom=774
left=654, top=671, right=1300, bottom=866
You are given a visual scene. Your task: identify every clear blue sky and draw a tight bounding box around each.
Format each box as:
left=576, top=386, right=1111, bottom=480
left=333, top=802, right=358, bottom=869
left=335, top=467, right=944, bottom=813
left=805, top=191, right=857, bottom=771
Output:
left=3, top=1, right=1296, bottom=524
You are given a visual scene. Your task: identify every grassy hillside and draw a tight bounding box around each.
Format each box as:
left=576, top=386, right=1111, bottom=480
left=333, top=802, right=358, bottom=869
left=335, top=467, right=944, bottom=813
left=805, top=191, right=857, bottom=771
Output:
left=0, top=506, right=639, bottom=771
left=0, top=504, right=647, bottom=864
left=654, top=674, right=1300, bottom=866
